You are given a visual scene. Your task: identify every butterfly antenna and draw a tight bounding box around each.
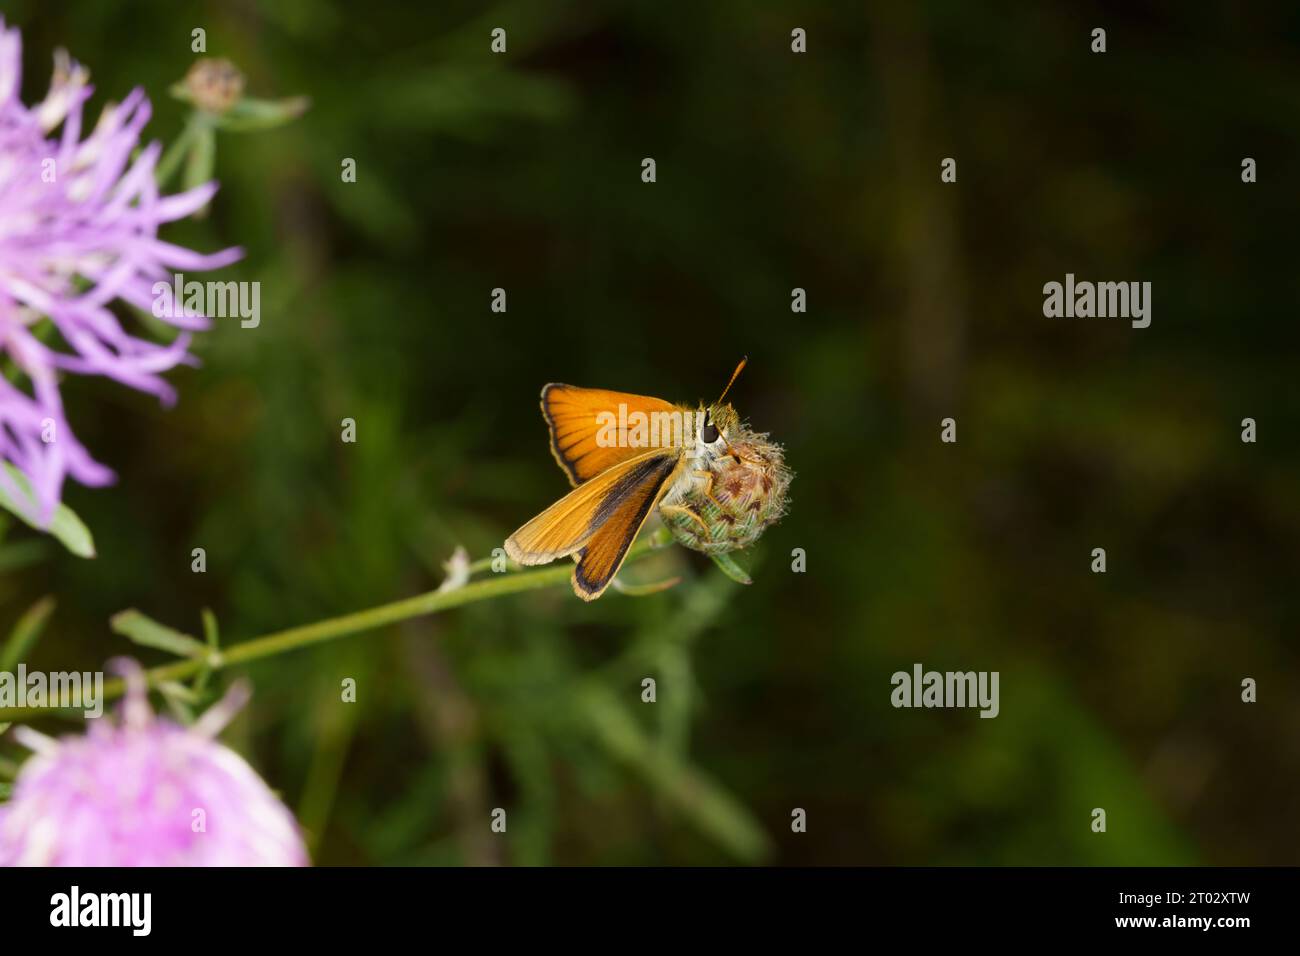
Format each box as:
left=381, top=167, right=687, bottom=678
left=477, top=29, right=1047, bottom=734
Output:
left=712, top=357, right=748, bottom=463
left=716, top=356, right=748, bottom=405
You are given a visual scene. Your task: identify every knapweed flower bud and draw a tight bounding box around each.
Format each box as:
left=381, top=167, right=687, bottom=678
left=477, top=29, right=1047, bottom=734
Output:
left=664, top=427, right=792, bottom=554
left=0, top=661, right=308, bottom=866
left=183, top=57, right=245, bottom=113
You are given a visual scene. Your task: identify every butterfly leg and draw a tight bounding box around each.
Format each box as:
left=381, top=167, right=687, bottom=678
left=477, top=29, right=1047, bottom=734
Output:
left=691, top=470, right=727, bottom=513
left=660, top=503, right=711, bottom=540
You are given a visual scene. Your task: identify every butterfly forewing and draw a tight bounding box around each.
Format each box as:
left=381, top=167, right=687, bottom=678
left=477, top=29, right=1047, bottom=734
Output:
left=541, top=384, right=683, bottom=485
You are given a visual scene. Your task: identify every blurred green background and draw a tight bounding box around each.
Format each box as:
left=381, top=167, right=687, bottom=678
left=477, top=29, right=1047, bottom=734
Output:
left=2, top=0, right=1298, bottom=865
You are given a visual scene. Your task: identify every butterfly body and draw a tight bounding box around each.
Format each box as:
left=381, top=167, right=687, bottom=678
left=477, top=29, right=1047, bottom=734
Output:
left=505, top=361, right=789, bottom=601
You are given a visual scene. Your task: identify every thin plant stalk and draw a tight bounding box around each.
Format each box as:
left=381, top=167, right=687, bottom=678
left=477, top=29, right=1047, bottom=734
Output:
left=0, top=539, right=666, bottom=724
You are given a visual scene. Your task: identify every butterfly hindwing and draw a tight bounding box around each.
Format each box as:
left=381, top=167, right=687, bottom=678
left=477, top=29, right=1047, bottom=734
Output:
left=501, top=447, right=681, bottom=582
left=541, top=384, right=683, bottom=486
left=570, top=452, right=684, bottom=600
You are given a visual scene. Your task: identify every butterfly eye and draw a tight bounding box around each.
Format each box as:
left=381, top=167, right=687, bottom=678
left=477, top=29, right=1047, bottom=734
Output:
left=701, top=421, right=720, bottom=444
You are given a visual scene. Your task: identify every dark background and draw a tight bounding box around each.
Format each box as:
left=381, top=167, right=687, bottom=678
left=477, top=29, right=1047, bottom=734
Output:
left=1, top=0, right=1297, bottom=864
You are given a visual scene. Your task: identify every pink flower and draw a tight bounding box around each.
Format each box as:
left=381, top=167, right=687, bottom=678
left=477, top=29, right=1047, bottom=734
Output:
left=0, top=661, right=308, bottom=866
left=0, top=18, right=241, bottom=524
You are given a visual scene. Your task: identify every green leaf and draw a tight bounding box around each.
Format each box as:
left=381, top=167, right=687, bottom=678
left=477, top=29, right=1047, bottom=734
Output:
left=183, top=125, right=217, bottom=211
left=611, top=575, right=681, bottom=597
left=193, top=608, right=222, bottom=694
left=0, top=596, right=56, bottom=672
left=0, top=463, right=96, bottom=558
left=213, top=95, right=310, bottom=132
left=158, top=681, right=198, bottom=725
left=709, top=551, right=752, bottom=586
left=201, top=608, right=221, bottom=650
left=157, top=680, right=200, bottom=704
left=110, top=609, right=208, bottom=659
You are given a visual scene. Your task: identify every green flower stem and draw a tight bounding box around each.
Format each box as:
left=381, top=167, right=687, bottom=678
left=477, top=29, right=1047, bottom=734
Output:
left=154, top=111, right=210, bottom=188
left=0, top=541, right=663, bottom=724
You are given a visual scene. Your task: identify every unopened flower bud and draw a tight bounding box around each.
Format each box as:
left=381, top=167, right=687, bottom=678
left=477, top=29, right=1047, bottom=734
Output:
left=665, top=427, right=792, bottom=554
left=184, top=58, right=245, bottom=114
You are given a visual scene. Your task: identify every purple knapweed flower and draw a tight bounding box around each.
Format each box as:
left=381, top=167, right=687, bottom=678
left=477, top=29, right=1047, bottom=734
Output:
left=0, top=660, right=309, bottom=866
left=0, top=18, right=240, bottom=524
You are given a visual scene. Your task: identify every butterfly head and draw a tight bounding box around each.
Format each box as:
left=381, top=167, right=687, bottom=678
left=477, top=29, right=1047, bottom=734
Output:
left=693, top=357, right=747, bottom=461
left=696, top=402, right=740, bottom=460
